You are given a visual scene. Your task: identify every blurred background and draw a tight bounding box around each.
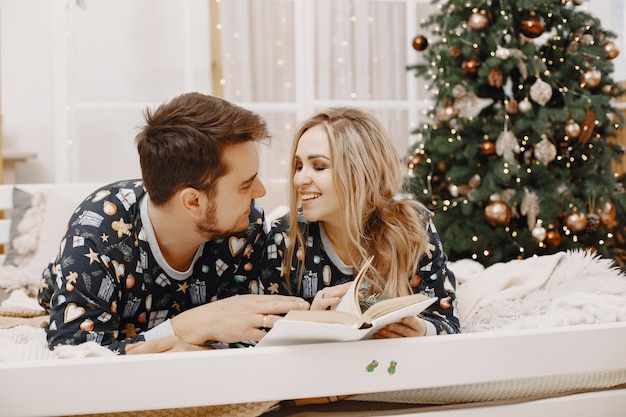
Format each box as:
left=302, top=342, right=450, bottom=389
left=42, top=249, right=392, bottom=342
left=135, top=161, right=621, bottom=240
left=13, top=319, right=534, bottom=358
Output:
left=0, top=0, right=623, bottom=186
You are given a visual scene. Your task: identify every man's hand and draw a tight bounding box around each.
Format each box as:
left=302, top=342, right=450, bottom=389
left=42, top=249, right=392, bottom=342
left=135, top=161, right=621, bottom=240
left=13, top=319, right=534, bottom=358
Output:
left=372, top=316, right=427, bottom=339
left=170, top=294, right=309, bottom=346
left=125, top=336, right=214, bottom=354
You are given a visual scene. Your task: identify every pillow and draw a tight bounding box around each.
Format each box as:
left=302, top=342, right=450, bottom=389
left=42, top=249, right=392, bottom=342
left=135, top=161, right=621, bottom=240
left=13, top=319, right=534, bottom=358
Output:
left=22, top=191, right=78, bottom=290
left=0, top=190, right=77, bottom=292
left=3, top=188, right=34, bottom=267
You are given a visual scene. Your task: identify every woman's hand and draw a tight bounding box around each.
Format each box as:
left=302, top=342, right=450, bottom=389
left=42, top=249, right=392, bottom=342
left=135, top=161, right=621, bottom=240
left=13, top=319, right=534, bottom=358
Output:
left=372, top=315, right=427, bottom=338
left=310, top=282, right=352, bottom=310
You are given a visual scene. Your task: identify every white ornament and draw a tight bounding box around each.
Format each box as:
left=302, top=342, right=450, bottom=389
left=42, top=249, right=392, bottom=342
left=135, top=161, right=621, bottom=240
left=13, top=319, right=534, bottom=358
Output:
left=495, top=46, right=511, bottom=59
left=452, top=84, right=467, bottom=98
left=534, top=135, right=557, bottom=165
left=519, top=97, right=533, bottom=113
left=496, top=129, right=520, bottom=163
left=530, top=78, right=552, bottom=106
left=454, top=92, right=494, bottom=119
left=531, top=224, right=547, bottom=242
left=520, top=189, right=541, bottom=230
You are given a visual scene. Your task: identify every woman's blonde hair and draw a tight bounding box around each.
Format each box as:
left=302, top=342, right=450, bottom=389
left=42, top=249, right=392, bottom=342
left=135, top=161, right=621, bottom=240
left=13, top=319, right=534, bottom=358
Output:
left=285, top=107, right=430, bottom=297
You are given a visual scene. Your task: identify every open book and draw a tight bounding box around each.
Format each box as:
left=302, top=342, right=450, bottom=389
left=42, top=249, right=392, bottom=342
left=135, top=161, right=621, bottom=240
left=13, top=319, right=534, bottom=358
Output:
left=256, top=256, right=437, bottom=347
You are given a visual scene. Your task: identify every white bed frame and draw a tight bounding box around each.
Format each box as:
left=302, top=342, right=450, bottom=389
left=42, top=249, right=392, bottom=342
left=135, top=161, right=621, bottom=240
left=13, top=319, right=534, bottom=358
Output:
left=0, top=183, right=625, bottom=417
left=1, top=323, right=625, bottom=417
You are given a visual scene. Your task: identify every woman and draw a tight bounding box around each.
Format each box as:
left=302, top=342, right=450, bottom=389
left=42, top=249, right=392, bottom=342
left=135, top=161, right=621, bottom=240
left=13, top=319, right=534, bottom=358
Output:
left=261, top=107, right=459, bottom=337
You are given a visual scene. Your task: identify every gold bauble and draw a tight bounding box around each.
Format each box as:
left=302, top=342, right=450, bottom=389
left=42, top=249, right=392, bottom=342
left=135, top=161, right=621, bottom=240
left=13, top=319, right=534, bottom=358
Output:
left=602, top=84, right=617, bottom=95
left=412, top=35, right=429, bottom=51
left=565, top=212, right=588, bottom=233
left=602, top=40, right=620, bottom=59
left=485, top=201, right=512, bottom=227
left=545, top=230, right=563, bottom=247
left=596, top=201, right=618, bottom=228
left=581, top=68, right=601, bottom=88
left=439, top=104, right=458, bottom=122
left=521, top=11, right=545, bottom=38
left=565, top=119, right=581, bottom=138
left=479, top=141, right=496, bottom=155
left=449, top=46, right=462, bottom=58
left=468, top=10, right=489, bottom=32
left=462, top=58, right=481, bottom=76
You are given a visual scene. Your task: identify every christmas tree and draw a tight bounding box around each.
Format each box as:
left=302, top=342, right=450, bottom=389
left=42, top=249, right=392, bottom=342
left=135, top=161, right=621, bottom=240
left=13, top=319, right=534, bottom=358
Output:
left=406, top=0, right=626, bottom=268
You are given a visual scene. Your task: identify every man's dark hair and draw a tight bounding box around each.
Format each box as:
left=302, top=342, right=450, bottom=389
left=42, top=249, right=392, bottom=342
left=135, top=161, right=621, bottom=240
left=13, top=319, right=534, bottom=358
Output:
left=135, top=92, right=269, bottom=205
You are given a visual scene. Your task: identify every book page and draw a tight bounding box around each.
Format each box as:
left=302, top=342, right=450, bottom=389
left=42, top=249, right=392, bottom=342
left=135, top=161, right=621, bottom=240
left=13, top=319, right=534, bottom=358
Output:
left=362, top=296, right=438, bottom=339
left=362, top=292, right=431, bottom=322
left=281, top=309, right=361, bottom=325
left=334, top=256, right=374, bottom=317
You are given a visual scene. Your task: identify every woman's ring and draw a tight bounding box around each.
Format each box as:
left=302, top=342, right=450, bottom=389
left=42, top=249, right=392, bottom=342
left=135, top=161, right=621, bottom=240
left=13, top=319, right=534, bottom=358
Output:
left=262, top=314, right=269, bottom=328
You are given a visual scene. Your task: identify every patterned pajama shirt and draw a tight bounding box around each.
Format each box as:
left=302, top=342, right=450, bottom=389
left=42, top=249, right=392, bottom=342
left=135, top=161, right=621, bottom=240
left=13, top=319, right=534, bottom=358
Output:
left=260, top=213, right=461, bottom=335
left=37, top=179, right=265, bottom=353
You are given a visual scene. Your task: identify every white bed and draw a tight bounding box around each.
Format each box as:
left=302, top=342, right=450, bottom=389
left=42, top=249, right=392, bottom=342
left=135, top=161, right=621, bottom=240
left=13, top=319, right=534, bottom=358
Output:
left=0, top=183, right=625, bottom=417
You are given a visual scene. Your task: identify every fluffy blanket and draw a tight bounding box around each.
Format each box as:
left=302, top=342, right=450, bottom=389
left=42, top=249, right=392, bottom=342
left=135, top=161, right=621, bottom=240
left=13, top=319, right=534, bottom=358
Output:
left=454, top=250, right=626, bottom=332
left=1, top=249, right=625, bottom=362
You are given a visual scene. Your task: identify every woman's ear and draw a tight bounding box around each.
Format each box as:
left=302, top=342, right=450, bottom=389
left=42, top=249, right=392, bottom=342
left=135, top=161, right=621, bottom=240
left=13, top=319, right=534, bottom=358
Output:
left=178, top=187, right=204, bottom=218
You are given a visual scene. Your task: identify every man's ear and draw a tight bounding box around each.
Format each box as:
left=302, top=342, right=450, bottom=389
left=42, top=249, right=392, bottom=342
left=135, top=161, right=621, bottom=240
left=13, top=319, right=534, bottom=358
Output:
left=178, top=187, right=204, bottom=218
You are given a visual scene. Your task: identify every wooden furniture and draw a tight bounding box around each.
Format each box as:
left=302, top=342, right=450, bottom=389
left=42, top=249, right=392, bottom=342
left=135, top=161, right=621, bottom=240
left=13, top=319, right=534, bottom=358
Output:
left=1, top=150, right=37, bottom=185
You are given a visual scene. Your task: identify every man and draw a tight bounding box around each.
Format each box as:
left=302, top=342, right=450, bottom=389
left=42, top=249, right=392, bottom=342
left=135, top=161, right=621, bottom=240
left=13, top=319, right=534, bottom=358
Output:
left=37, top=92, right=308, bottom=354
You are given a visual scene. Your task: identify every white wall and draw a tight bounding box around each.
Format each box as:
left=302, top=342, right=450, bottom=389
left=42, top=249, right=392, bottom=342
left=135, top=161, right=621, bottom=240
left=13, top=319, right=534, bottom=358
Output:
left=0, top=0, right=624, bottom=185
left=0, top=0, right=211, bottom=184
left=1, top=0, right=57, bottom=183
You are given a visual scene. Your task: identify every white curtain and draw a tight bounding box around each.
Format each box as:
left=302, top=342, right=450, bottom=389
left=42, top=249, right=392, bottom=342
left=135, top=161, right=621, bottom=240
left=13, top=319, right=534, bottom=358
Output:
left=216, top=0, right=437, bottom=182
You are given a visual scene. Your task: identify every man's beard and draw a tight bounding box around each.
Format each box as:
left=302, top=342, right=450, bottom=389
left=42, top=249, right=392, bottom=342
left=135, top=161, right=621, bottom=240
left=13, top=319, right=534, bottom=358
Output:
left=196, top=201, right=248, bottom=240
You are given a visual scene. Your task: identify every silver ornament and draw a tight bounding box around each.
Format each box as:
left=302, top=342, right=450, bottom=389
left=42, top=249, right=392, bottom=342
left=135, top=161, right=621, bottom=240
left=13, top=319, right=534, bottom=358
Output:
left=530, top=78, right=552, bottom=106
left=534, top=136, right=557, bottom=165
left=519, top=97, right=533, bottom=113
left=532, top=224, right=547, bottom=242
left=495, top=46, right=511, bottom=59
